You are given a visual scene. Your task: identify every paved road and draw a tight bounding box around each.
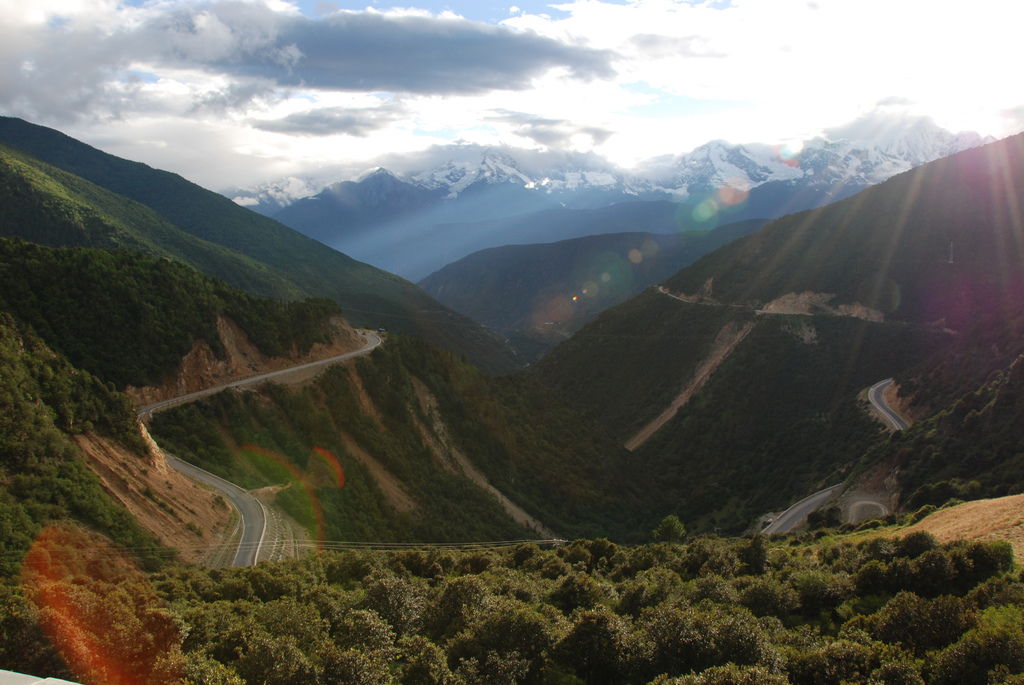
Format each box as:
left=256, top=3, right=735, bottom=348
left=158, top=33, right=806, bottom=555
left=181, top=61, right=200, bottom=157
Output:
left=166, top=455, right=268, bottom=566
left=868, top=378, right=909, bottom=431
left=140, top=331, right=381, bottom=566
left=137, top=331, right=382, bottom=417
left=762, top=483, right=844, bottom=535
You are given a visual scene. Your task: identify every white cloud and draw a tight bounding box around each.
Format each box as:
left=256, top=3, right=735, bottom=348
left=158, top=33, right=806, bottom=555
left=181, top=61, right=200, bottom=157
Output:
left=1, top=0, right=1020, bottom=191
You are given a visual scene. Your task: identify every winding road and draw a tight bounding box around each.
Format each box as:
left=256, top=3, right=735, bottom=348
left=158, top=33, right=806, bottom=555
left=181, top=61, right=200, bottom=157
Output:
left=139, top=331, right=382, bottom=566
left=868, top=377, right=909, bottom=431
left=137, top=331, right=382, bottom=417
left=763, top=378, right=908, bottom=534
left=166, top=455, right=269, bottom=566
left=762, top=484, right=844, bottom=535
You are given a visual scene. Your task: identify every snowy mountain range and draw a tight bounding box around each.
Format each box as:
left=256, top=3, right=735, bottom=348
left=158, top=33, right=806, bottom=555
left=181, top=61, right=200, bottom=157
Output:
left=234, top=115, right=991, bottom=214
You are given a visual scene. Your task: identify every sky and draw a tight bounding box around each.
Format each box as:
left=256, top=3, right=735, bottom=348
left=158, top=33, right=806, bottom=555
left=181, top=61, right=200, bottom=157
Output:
left=2, top=0, right=1022, bottom=191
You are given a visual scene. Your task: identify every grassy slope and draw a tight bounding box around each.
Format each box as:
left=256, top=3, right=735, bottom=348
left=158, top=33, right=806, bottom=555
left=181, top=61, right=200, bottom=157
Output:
left=0, top=117, right=519, bottom=373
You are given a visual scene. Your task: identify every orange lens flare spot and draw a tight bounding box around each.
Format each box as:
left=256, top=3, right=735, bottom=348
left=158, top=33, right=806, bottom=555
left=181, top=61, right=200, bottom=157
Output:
left=717, top=184, right=749, bottom=206
left=628, top=248, right=643, bottom=264
left=20, top=526, right=184, bottom=684
left=530, top=295, right=573, bottom=327
left=775, top=141, right=803, bottom=167
left=312, top=446, right=345, bottom=488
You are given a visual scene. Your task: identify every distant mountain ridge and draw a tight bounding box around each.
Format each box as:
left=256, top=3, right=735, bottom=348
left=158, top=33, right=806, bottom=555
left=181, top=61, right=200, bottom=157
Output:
left=247, top=114, right=989, bottom=210
left=419, top=219, right=767, bottom=359
left=263, top=115, right=989, bottom=280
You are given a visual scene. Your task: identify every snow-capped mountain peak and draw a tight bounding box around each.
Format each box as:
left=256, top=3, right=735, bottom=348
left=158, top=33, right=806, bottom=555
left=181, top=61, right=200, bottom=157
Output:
left=411, top=149, right=533, bottom=198
left=234, top=114, right=993, bottom=216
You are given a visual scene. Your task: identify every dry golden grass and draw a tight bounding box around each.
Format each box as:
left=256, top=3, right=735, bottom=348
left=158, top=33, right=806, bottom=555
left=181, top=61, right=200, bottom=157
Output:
left=904, top=494, right=1024, bottom=560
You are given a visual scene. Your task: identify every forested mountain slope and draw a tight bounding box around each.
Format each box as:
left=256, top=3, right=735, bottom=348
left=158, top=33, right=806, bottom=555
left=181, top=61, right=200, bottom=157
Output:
left=150, top=334, right=642, bottom=543
left=536, top=134, right=1024, bottom=531
left=0, top=142, right=305, bottom=300
left=0, top=313, right=162, bottom=575
left=537, top=290, right=947, bottom=531
left=0, top=117, right=519, bottom=373
left=0, top=240, right=639, bottom=563
left=0, top=238, right=348, bottom=389
left=664, top=133, right=1024, bottom=331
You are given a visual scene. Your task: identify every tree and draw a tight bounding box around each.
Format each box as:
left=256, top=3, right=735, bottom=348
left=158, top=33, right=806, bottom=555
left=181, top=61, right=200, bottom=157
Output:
left=652, top=515, right=687, bottom=543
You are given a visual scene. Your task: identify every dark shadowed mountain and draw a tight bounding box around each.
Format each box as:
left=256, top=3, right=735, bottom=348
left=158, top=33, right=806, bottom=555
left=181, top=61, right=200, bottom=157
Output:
left=419, top=219, right=766, bottom=357
left=272, top=168, right=445, bottom=245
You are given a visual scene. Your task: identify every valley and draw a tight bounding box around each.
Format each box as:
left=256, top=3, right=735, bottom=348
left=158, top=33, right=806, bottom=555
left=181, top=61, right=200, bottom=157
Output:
left=3, top=0, right=1024, bottom=680
left=2, top=120, right=1024, bottom=683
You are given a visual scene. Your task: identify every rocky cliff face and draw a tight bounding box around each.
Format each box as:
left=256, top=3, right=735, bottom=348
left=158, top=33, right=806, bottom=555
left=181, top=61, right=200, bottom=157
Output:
left=125, top=315, right=363, bottom=406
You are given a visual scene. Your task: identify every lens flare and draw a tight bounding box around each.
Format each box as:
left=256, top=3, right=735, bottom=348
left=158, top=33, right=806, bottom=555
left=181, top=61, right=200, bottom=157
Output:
left=628, top=248, right=643, bottom=264
left=311, top=446, right=345, bottom=488
left=530, top=295, right=573, bottom=328
left=240, top=443, right=326, bottom=549
left=775, top=140, right=803, bottom=167
left=717, top=181, right=749, bottom=206
left=692, top=198, right=719, bottom=223
left=20, top=526, right=184, bottom=684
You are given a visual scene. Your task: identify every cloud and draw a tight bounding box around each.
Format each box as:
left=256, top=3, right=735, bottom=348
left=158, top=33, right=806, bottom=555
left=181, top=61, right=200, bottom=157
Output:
left=192, top=6, right=614, bottom=94
left=150, top=3, right=616, bottom=94
left=999, top=106, right=1024, bottom=133
left=876, top=96, right=914, bottom=107
left=0, top=1, right=616, bottom=126
left=629, top=34, right=724, bottom=59
left=191, top=79, right=279, bottom=113
left=252, top=102, right=406, bottom=136
left=3, top=0, right=1020, bottom=193
left=488, top=110, right=613, bottom=149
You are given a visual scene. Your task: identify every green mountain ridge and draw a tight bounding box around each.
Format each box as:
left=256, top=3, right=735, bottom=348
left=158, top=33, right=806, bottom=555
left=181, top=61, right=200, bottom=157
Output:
left=535, top=133, right=1024, bottom=530
left=0, top=142, right=306, bottom=300
left=664, top=133, right=1024, bottom=330
left=0, top=117, right=520, bottom=373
